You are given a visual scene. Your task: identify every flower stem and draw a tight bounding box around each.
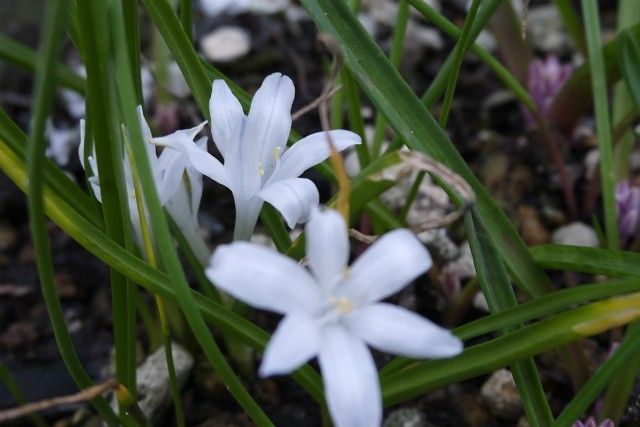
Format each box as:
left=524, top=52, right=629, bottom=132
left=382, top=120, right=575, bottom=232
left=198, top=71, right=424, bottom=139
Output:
left=127, top=143, right=186, bottom=427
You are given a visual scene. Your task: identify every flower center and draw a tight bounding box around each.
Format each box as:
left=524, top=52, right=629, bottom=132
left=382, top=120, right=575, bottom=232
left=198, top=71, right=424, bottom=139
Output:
left=330, top=296, right=355, bottom=315
left=257, top=162, right=265, bottom=176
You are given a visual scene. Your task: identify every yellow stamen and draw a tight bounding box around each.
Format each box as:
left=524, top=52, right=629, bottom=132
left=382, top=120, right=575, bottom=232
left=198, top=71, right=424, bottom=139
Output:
left=272, top=146, right=282, bottom=161
left=258, top=162, right=265, bottom=176
left=332, top=296, right=355, bottom=314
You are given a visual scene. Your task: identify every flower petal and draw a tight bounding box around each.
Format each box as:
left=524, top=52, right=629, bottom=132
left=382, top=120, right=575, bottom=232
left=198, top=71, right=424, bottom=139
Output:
left=259, top=312, right=321, bottom=377
left=241, top=73, right=294, bottom=179
left=156, top=148, right=186, bottom=205
left=306, top=208, right=349, bottom=292
left=206, top=241, right=320, bottom=314
left=270, top=130, right=361, bottom=182
left=347, top=303, right=463, bottom=358
left=345, top=229, right=432, bottom=304
left=259, top=178, right=319, bottom=228
left=318, top=326, right=381, bottom=427
left=210, top=79, right=245, bottom=157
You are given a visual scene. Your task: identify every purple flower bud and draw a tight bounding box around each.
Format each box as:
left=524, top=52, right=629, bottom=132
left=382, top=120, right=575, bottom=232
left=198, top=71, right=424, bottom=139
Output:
left=573, top=417, right=615, bottom=427
left=616, top=181, right=640, bottom=239
left=523, top=56, right=574, bottom=127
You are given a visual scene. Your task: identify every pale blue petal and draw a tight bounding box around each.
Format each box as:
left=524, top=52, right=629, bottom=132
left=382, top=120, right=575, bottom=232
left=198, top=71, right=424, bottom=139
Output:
left=306, top=208, right=349, bottom=293
left=318, top=326, right=381, bottom=427
left=259, top=312, right=321, bottom=377
left=259, top=178, right=319, bottom=228
left=347, top=303, right=463, bottom=358
left=206, top=242, right=321, bottom=314
left=345, top=229, right=432, bottom=305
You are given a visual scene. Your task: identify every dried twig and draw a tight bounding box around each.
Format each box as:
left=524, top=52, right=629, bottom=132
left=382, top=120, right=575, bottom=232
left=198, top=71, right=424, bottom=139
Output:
left=292, top=84, right=342, bottom=121
left=0, top=379, right=118, bottom=423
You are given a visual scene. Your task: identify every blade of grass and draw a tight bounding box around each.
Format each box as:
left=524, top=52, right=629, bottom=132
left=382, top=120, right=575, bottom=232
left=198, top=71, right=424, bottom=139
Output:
left=401, top=0, right=481, bottom=219
left=369, top=0, right=409, bottom=159
left=0, top=33, right=85, bottom=93
left=0, top=107, right=102, bottom=228
left=75, top=0, right=139, bottom=401
left=0, top=137, right=325, bottom=405
left=554, top=325, right=640, bottom=426
left=531, top=244, right=640, bottom=277
left=381, top=291, right=640, bottom=406
left=26, top=0, right=118, bottom=424
left=109, top=1, right=275, bottom=423
left=380, top=277, right=640, bottom=378
left=0, top=363, right=48, bottom=427
left=301, top=0, right=552, bottom=297
left=582, top=0, right=619, bottom=250
left=465, top=211, right=553, bottom=426
left=122, top=0, right=143, bottom=104
left=552, top=0, right=587, bottom=55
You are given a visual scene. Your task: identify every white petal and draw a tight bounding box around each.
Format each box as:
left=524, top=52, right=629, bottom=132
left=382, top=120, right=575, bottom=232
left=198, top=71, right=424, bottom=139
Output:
left=241, top=73, right=294, bottom=179
left=319, top=326, right=381, bottom=427
left=206, top=242, right=321, bottom=314
left=259, top=312, right=321, bottom=377
left=157, top=148, right=186, bottom=205
left=345, top=229, right=432, bottom=304
left=271, top=130, right=361, bottom=182
left=136, top=105, right=153, bottom=141
left=210, top=79, right=245, bottom=157
left=347, top=303, right=463, bottom=358
left=306, top=208, right=349, bottom=292
left=259, top=178, right=319, bottom=228
left=166, top=184, right=210, bottom=264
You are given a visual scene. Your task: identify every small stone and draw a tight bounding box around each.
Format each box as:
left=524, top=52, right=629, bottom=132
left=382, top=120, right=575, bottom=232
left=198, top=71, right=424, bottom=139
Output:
left=517, top=206, right=550, bottom=246
left=472, top=292, right=490, bottom=312
left=199, top=0, right=289, bottom=17
left=527, top=5, right=572, bottom=54
left=481, top=369, right=522, bottom=421
left=0, top=223, right=17, bottom=251
left=200, top=27, right=251, bottom=63
left=551, top=222, right=599, bottom=247
left=383, top=408, right=430, bottom=427
left=112, top=343, right=194, bottom=422
left=406, top=23, right=444, bottom=51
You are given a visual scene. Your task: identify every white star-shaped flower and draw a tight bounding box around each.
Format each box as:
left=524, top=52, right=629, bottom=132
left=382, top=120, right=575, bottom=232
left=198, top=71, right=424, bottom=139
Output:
left=79, top=107, right=210, bottom=262
left=155, top=73, right=361, bottom=240
left=206, top=208, right=463, bottom=427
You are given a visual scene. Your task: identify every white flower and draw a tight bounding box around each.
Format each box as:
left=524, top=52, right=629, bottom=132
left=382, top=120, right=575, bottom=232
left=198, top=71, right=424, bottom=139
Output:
left=206, top=208, right=463, bottom=427
left=155, top=73, right=361, bottom=240
left=46, top=119, right=79, bottom=166
left=79, top=107, right=210, bottom=262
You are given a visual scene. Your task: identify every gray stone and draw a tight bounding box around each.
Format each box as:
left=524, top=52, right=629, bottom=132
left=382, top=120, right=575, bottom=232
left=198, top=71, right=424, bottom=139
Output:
left=551, top=222, right=599, bottom=247
left=481, top=369, right=522, bottom=421
left=383, top=408, right=430, bottom=427
left=200, top=27, right=251, bottom=63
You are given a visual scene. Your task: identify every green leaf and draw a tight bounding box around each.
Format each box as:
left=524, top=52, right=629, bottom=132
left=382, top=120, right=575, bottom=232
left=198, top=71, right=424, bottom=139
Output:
left=531, top=244, right=640, bottom=277
left=381, top=292, right=640, bottom=406
left=550, top=22, right=640, bottom=133
left=300, top=0, right=551, bottom=297
left=620, top=29, right=640, bottom=110
left=465, top=212, right=553, bottom=426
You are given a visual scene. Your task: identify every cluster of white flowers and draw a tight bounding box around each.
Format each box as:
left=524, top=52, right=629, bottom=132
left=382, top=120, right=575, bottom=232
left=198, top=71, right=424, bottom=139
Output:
left=79, top=73, right=463, bottom=427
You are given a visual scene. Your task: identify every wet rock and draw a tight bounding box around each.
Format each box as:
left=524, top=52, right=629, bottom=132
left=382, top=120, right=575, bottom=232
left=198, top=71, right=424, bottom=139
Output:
left=551, top=222, right=599, bottom=247
left=481, top=369, right=522, bottom=421
left=383, top=408, right=430, bottom=427
left=200, top=26, right=251, bottom=63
